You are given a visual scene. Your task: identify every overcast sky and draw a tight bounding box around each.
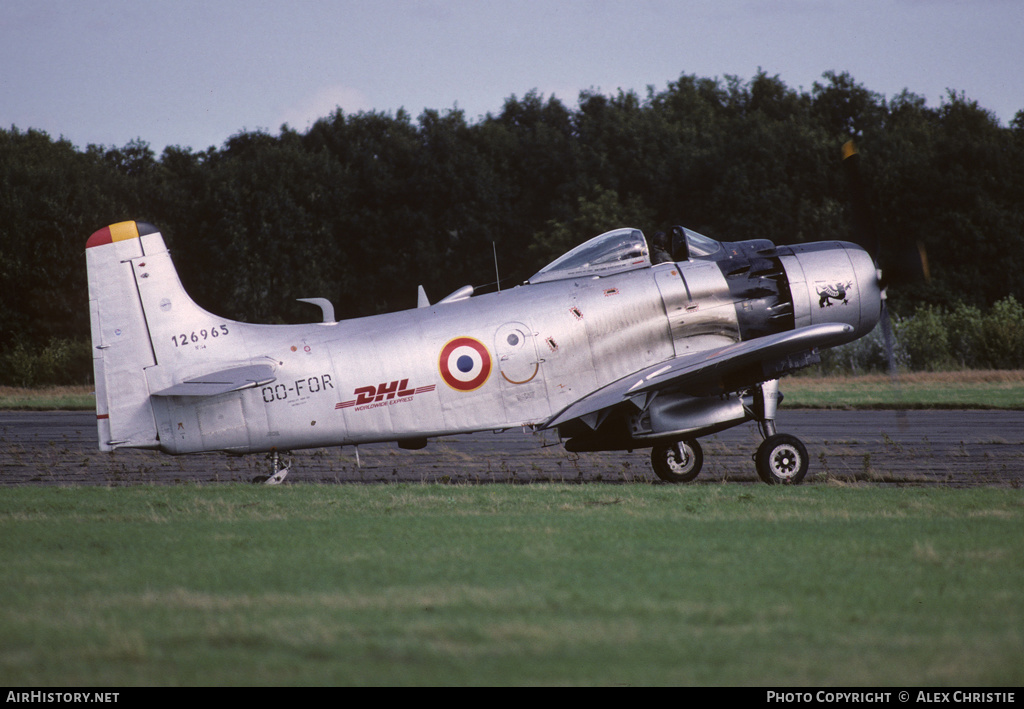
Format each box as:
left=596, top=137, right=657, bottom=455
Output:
left=3, top=0, right=1022, bottom=154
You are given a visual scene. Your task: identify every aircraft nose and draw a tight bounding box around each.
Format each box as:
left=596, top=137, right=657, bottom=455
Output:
left=778, top=241, right=882, bottom=340
left=846, top=245, right=884, bottom=334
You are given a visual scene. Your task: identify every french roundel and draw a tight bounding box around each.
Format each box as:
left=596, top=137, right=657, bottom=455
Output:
left=439, top=336, right=492, bottom=391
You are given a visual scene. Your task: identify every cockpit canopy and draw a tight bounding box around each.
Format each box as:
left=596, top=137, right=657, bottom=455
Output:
left=527, top=226, right=722, bottom=284
left=528, top=228, right=647, bottom=284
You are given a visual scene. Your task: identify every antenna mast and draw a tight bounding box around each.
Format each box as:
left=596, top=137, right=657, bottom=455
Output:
left=493, top=241, right=501, bottom=293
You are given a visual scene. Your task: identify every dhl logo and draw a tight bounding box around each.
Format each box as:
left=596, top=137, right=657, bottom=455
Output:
left=336, top=379, right=436, bottom=412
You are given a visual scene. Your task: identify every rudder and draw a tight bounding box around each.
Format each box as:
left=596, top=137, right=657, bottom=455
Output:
left=87, top=221, right=162, bottom=449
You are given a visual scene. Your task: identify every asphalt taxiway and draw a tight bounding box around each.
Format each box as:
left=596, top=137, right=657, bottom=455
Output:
left=2, top=409, right=1022, bottom=486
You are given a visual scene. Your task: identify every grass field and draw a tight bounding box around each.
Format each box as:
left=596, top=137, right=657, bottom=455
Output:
left=1, top=484, right=1021, bottom=686
left=4, top=370, right=1023, bottom=411
left=783, top=370, right=1024, bottom=409
left=0, top=386, right=97, bottom=410
left=2, top=375, right=1022, bottom=686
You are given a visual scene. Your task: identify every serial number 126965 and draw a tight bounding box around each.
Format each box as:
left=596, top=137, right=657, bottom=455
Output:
left=171, top=324, right=230, bottom=348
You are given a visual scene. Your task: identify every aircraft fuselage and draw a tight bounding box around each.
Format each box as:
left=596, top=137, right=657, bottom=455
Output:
left=145, top=239, right=878, bottom=456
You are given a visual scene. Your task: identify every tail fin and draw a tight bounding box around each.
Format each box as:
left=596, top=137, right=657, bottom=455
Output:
left=87, top=221, right=161, bottom=450
left=86, top=221, right=241, bottom=450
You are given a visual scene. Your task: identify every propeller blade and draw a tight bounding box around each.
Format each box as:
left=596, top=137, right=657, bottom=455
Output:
left=879, top=300, right=898, bottom=381
left=880, top=300, right=909, bottom=418
left=841, top=140, right=878, bottom=258
left=841, top=140, right=930, bottom=288
left=891, top=237, right=931, bottom=284
left=842, top=141, right=902, bottom=389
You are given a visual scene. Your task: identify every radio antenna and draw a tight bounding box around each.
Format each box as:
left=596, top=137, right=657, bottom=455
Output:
left=493, top=241, right=501, bottom=293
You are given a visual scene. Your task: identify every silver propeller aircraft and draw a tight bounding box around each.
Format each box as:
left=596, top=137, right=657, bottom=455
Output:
left=86, top=201, right=884, bottom=484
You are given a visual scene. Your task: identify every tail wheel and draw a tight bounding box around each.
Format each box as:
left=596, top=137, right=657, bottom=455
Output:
left=651, top=439, right=703, bottom=483
left=755, top=434, right=808, bottom=485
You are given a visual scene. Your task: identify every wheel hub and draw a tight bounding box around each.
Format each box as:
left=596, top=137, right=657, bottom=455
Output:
left=669, top=443, right=693, bottom=473
left=771, top=445, right=800, bottom=478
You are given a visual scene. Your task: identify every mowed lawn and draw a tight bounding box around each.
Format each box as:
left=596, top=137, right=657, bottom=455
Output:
left=1, top=484, right=1021, bottom=686
left=782, top=370, right=1024, bottom=409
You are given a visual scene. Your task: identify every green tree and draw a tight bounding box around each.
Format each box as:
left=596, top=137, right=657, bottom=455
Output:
left=0, top=128, right=151, bottom=349
left=2, top=69, right=1023, bottom=381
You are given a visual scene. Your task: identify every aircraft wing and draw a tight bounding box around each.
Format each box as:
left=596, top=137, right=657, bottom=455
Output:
left=543, top=323, right=853, bottom=430
left=152, top=363, right=276, bottom=397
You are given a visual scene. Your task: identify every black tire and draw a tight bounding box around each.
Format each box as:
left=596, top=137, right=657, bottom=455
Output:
left=755, top=434, right=808, bottom=484
left=651, top=439, right=703, bottom=483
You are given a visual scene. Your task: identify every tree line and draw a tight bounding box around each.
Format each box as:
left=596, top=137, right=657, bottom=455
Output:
left=2, top=70, right=1023, bottom=385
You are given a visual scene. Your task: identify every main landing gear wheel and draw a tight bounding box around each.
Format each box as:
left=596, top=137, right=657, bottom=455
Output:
left=755, top=434, right=808, bottom=485
left=651, top=439, right=703, bottom=483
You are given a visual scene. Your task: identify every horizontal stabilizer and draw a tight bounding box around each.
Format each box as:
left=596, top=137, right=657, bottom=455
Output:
left=153, top=363, right=276, bottom=397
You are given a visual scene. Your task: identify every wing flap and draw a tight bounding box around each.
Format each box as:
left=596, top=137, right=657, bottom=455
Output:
left=544, top=323, right=853, bottom=430
left=152, top=363, right=276, bottom=397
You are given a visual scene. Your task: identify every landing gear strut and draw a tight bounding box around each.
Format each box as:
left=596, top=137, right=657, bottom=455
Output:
left=253, top=450, right=291, bottom=485
left=751, top=380, right=808, bottom=484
